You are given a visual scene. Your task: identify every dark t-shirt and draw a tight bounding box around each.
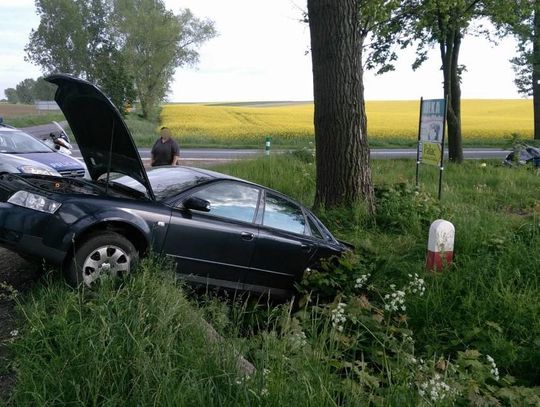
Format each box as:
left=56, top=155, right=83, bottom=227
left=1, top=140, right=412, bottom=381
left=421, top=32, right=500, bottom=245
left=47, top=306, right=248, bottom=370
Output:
left=151, top=138, right=180, bottom=166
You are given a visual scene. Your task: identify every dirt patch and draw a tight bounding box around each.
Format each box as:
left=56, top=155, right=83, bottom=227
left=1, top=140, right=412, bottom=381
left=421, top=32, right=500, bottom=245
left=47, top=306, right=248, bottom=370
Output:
left=0, top=248, right=41, bottom=403
left=0, top=104, right=37, bottom=118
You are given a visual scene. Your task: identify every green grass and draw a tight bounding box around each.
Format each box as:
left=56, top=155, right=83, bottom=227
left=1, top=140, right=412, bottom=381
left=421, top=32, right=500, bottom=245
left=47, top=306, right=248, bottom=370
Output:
left=6, top=155, right=540, bottom=405
left=4, top=113, right=65, bottom=128
left=8, top=258, right=362, bottom=406
left=215, top=156, right=540, bottom=384
left=123, top=114, right=160, bottom=146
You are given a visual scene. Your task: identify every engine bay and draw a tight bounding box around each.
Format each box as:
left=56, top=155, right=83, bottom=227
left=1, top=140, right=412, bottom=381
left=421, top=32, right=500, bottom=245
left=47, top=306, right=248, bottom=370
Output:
left=0, top=173, right=146, bottom=200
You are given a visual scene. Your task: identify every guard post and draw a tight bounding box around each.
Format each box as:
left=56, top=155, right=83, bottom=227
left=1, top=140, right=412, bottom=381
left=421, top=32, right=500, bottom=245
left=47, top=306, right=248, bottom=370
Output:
left=265, top=136, right=272, bottom=156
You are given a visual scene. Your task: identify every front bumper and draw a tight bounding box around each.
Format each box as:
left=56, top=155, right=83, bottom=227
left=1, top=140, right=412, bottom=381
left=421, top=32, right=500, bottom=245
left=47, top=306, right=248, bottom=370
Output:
left=0, top=203, right=67, bottom=264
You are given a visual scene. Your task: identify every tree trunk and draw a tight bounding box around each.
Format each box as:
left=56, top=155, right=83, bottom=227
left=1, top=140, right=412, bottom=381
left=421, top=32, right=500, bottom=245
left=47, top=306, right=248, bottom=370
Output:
left=441, top=30, right=464, bottom=163
left=534, top=5, right=540, bottom=140
left=448, top=32, right=463, bottom=162
left=307, top=0, right=375, bottom=212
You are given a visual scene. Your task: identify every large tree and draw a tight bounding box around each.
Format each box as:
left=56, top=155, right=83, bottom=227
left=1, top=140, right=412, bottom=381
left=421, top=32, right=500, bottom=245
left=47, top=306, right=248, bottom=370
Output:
left=307, top=0, right=375, bottom=212
left=25, top=0, right=134, bottom=110
left=15, top=78, right=37, bottom=104
left=33, top=76, right=57, bottom=101
left=113, top=0, right=216, bottom=119
left=489, top=0, right=539, bottom=140
left=4, top=88, right=18, bottom=104
left=400, top=0, right=490, bottom=162
left=25, top=0, right=214, bottom=115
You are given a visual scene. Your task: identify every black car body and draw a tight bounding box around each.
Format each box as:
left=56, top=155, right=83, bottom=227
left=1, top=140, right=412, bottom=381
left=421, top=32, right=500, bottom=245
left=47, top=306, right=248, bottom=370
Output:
left=0, top=75, right=345, bottom=298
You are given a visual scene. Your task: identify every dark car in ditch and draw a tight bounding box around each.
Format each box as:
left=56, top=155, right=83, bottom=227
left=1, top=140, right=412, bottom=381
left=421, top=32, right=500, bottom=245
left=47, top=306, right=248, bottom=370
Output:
left=0, top=74, right=346, bottom=298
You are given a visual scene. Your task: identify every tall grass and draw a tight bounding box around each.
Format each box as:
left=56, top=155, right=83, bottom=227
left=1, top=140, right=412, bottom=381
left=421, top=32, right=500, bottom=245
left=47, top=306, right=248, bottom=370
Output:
left=8, top=258, right=364, bottom=406
left=215, top=155, right=540, bottom=384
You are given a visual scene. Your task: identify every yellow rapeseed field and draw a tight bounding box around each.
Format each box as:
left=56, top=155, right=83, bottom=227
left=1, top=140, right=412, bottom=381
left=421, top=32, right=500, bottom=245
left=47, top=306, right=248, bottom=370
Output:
left=161, top=99, right=533, bottom=145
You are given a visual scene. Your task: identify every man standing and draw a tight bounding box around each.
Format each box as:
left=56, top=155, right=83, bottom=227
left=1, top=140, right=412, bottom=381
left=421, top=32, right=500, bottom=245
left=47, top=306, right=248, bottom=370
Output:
left=151, top=127, right=180, bottom=166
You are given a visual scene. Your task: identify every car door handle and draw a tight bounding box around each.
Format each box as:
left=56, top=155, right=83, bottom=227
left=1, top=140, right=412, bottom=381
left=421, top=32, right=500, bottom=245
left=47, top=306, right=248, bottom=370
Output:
left=301, top=243, right=313, bottom=251
left=241, top=232, right=254, bottom=241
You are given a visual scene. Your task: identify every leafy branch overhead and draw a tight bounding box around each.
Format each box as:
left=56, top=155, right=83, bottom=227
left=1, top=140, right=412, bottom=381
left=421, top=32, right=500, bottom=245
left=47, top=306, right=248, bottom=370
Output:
left=25, top=0, right=217, bottom=118
left=488, top=0, right=539, bottom=139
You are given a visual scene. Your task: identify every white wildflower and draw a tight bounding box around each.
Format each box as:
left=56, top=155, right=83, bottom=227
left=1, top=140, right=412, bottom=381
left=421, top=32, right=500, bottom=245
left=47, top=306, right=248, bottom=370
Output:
left=354, top=273, right=371, bottom=289
left=418, top=374, right=454, bottom=402
left=486, top=355, right=499, bottom=381
left=331, top=302, right=347, bottom=332
left=406, top=273, right=426, bottom=297
left=235, top=374, right=251, bottom=385
left=9, top=329, right=18, bottom=337
left=384, top=289, right=406, bottom=312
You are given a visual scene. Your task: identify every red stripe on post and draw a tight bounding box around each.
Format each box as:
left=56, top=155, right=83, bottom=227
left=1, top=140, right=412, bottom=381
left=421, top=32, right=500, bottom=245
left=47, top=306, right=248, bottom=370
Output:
left=426, top=250, right=454, bottom=271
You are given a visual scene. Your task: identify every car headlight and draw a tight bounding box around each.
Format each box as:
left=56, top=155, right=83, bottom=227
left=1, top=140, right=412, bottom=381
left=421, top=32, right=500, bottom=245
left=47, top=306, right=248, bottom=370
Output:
left=19, top=165, right=58, bottom=176
left=8, top=191, right=61, bottom=213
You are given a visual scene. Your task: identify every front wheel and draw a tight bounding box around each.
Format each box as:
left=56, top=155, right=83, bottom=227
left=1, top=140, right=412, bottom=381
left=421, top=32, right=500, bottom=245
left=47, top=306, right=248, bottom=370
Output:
left=67, top=232, right=138, bottom=287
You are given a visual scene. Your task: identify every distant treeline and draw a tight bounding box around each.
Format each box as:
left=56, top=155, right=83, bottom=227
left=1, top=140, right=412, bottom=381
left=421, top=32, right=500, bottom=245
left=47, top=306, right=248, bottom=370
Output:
left=3, top=77, right=56, bottom=105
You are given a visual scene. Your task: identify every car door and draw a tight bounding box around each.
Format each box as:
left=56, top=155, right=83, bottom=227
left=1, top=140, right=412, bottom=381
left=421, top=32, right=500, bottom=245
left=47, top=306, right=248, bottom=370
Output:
left=162, top=180, right=262, bottom=291
left=246, top=192, right=318, bottom=295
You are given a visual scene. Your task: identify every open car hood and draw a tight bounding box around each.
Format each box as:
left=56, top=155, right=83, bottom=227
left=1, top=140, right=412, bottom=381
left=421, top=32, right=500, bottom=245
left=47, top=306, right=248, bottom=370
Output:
left=45, top=74, right=155, bottom=200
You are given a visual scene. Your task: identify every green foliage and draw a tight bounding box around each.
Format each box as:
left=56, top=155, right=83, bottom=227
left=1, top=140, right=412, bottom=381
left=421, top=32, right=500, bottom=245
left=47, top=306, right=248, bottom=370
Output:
left=374, top=183, right=442, bottom=235
left=113, top=1, right=217, bottom=119
left=290, top=146, right=316, bottom=164
left=25, top=0, right=134, bottom=111
left=488, top=0, right=537, bottom=97
left=32, top=77, right=57, bottom=101
left=25, top=0, right=215, bottom=116
left=14, top=79, right=36, bottom=105
left=359, top=0, right=405, bottom=75
left=3, top=88, right=18, bottom=104
left=3, top=76, right=58, bottom=105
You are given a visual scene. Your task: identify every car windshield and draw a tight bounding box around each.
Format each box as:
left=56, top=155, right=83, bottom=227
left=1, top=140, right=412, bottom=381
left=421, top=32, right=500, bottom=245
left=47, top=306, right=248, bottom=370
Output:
left=114, top=167, right=214, bottom=200
left=0, top=131, right=52, bottom=153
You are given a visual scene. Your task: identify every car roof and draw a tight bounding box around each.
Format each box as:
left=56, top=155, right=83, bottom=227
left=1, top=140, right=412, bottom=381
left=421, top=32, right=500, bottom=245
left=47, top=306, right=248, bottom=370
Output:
left=146, top=166, right=306, bottom=207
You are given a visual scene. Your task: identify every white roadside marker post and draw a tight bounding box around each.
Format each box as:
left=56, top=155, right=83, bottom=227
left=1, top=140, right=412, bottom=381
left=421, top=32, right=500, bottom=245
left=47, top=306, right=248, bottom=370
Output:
left=426, top=219, right=455, bottom=271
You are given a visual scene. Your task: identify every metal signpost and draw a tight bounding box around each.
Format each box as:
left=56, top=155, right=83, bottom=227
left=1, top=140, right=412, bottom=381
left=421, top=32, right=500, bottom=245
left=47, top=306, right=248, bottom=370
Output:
left=415, top=97, right=447, bottom=200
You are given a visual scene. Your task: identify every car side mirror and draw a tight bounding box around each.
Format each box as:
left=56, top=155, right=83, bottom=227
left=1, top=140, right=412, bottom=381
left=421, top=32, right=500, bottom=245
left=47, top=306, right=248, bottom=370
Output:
left=183, top=196, right=211, bottom=212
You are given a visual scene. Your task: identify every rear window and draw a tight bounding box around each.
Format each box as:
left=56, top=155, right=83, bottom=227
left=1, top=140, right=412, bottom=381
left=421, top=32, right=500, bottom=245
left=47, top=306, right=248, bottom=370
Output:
left=115, top=167, right=213, bottom=200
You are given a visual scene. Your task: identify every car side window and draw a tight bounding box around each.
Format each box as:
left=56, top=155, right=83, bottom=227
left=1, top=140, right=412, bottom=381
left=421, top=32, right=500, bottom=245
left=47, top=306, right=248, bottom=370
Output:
left=307, top=216, right=323, bottom=239
left=263, top=193, right=306, bottom=235
left=188, top=181, right=260, bottom=223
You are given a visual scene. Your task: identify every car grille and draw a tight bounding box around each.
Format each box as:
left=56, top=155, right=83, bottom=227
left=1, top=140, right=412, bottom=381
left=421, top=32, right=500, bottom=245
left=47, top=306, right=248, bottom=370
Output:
left=58, top=169, right=85, bottom=178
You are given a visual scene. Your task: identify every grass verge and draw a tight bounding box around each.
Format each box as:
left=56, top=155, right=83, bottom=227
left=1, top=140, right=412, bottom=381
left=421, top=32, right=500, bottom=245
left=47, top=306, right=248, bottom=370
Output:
left=3, top=113, right=65, bottom=128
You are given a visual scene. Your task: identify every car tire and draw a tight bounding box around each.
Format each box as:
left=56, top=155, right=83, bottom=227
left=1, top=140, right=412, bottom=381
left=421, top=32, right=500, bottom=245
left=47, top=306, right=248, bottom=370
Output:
left=66, top=231, right=138, bottom=287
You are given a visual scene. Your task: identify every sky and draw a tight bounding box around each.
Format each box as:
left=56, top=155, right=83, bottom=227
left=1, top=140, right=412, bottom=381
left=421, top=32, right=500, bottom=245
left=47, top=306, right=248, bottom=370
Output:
left=0, top=0, right=527, bottom=102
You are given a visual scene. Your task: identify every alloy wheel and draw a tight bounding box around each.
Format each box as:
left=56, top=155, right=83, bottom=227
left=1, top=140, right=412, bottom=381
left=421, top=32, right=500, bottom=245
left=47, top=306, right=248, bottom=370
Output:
left=81, top=244, right=131, bottom=286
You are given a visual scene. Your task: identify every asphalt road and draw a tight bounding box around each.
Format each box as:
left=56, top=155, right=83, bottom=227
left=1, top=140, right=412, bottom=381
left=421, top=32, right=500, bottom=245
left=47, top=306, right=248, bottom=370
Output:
left=23, top=122, right=510, bottom=162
